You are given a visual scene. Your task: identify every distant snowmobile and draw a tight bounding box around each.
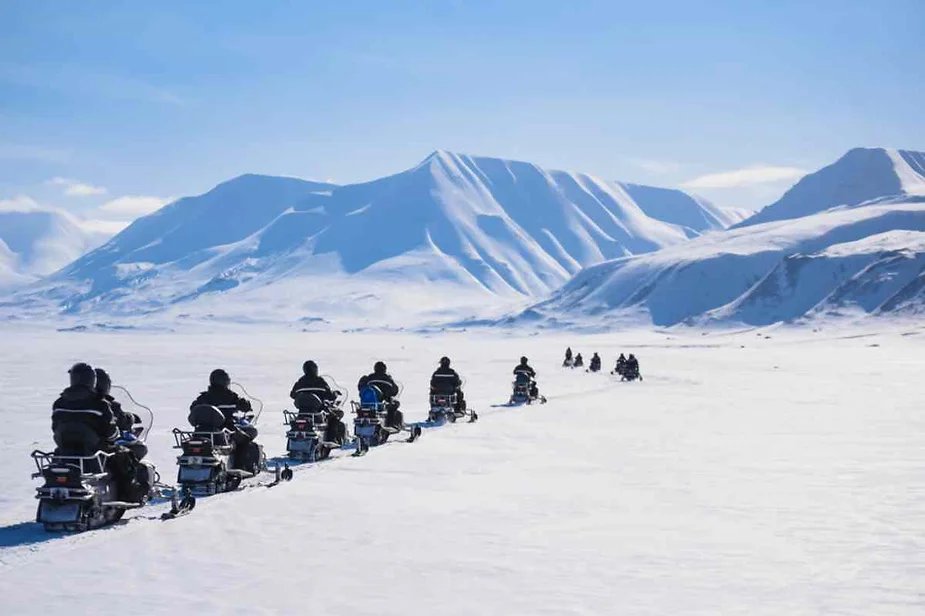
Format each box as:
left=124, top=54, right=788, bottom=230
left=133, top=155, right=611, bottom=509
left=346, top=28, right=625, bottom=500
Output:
left=563, top=347, right=573, bottom=368
left=589, top=353, right=602, bottom=372
left=621, top=355, right=642, bottom=382
left=509, top=372, right=547, bottom=405
left=284, top=384, right=348, bottom=462
left=573, top=353, right=584, bottom=368
left=174, top=403, right=267, bottom=496
left=351, top=384, right=421, bottom=456
left=428, top=389, right=478, bottom=424
left=612, top=354, right=627, bottom=377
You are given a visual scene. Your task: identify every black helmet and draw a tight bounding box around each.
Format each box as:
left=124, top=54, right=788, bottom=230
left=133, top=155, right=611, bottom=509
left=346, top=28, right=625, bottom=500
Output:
left=374, top=361, right=387, bottom=374
left=69, top=362, right=95, bottom=389
left=94, top=368, right=112, bottom=395
left=303, top=360, right=318, bottom=377
left=439, top=356, right=450, bottom=368
left=628, top=354, right=636, bottom=360
left=619, top=353, right=626, bottom=359
left=209, top=369, right=231, bottom=388
left=520, top=356, right=528, bottom=364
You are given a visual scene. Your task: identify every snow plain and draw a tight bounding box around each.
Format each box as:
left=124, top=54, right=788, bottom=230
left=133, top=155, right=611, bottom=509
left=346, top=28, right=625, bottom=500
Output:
left=0, top=325, right=923, bottom=615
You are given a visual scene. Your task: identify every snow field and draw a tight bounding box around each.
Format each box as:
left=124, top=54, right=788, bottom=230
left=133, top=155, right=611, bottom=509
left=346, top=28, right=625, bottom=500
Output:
left=0, top=327, right=923, bottom=614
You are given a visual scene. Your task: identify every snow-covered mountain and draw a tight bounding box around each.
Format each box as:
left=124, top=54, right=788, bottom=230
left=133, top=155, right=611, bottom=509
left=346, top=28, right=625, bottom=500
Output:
left=736, top=148, right=925, bottom=228
left=0, top=204, right=107, bottom=289
left=526, top=148, right=925, bottom=327
left=3, top=151, right=733, bottom=324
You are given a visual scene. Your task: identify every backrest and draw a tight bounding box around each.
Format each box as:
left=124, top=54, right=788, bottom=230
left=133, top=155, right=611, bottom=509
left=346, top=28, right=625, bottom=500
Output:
left=188, top=404, right=226, bottom=430
left=295, top=392, right=324, bottom=414
left=359, top=384, right=382, bottom=409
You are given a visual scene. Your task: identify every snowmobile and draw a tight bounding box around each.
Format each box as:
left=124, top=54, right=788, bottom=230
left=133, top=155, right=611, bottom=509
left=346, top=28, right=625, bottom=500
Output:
left=283, top=389, right=347, bottom=462
left=427, top=390, right=478, bottom=424
left=588, top=356, right=602, bottom=372
left=621, top=365, right=642, bottom=382
left=562, top=358, right=573, bottom=368
left=31, top=391, right=165, bottom=532
left=573, top=354, right=584, bottom=369
left=173, top=405, right=266, bottom=496
left=351, top=385, right=421, bottom=456
left=509, top=373, right=547, bottom=405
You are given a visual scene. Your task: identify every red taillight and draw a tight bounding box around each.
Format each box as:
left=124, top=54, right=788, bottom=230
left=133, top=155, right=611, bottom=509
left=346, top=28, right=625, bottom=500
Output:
left=55, top=477, right=67, bottom=483
left=191, top=447, right=202, bottom=453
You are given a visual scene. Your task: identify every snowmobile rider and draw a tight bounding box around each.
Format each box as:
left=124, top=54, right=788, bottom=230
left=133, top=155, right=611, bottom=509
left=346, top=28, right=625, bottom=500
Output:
left=573, top=353, right=584, bottom=368
left=513, top=356, right=539, bottom=398
left=563, top=347, right=573, bottom=366
left=430, top=356, right=466, bottom=412
left=95, top=368, right=147, bottom=460
left=625, top=354, right=640, bottom=379
left=589, top=353, right=602, bottom=372
left=358, top=361, right=403, bottom=430
left=52, top=363, right=119, bottom=455
left=191, top=369, right=253, bottom=428
left=614, top=353, right=627, bottom=375
left=290, top=360, right=346, bottom=445
left=94, top=368, right=151, bottom=502
left=189, top=369, right=261, bottom=472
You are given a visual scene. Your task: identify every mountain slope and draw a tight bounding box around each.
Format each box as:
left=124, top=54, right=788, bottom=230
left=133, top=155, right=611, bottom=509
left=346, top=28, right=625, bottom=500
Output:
left=528, top=200, right=925, bottom=327
left=736, top=148, right=925, bottom=228
left=0, top=204, right=106, bottom=288
left=6, top=152, right=732, bottom=323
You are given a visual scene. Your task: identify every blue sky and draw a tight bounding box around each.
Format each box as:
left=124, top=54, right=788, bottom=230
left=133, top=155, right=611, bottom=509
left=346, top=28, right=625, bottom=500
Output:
left=1, top=0, right=923, bottom=229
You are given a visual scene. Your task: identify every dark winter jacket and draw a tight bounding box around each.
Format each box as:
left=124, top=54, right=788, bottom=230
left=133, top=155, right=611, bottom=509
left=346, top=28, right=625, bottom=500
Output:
left=52, top=385, right=119, bottom=448
left=626, top=358, right=640, bottom=374
left=514, top=363, right=536, bottom=378
left=590, top=355, right=601, bottom=370
left=105, top=394, right=135, bottom=432
left=565, top=348, right=573, bottom=361
left=290, top=375, right=336, bottom=402
left=190, top=385, right=252, bottom=429
left=358, top=371, right=399, bottom=400
left=430, top=366, right=462, bottom=394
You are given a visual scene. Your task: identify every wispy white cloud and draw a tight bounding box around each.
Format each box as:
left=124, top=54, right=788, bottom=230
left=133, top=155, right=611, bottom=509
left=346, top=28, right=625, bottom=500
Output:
left=0, top=195, right=42, bottom=213
left=76, top=219, right=131, bottom=235
left=682, top=165, right=806, bottom=189
left=98, top=195, right=171, bottom=217
left=627, top=157, right=683, bottom=175
left=48, top=177, right=108, bottom=197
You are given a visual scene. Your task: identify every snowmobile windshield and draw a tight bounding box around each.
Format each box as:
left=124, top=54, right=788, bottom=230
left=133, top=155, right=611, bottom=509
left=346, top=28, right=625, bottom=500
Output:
left=322, top=374, right=349, bottom=406
left=111, top=385, right=154, bottom=441
left=231, top=382, right=264, bottom=424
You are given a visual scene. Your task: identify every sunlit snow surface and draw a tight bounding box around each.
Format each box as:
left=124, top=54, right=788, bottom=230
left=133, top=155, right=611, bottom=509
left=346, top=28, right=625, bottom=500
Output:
left=0, top=325, right=923, bottom=614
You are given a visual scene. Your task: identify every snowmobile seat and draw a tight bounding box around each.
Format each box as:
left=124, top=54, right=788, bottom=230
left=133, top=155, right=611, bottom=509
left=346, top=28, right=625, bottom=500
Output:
left=295, top=392, right=324, bottom=415
left=514, top=373, right=532, bottom=386
left=189, top=404, right=226, bottom=430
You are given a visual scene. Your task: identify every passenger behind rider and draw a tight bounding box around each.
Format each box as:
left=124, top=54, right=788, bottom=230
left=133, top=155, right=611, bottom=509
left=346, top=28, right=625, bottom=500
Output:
left=429, top=356, right=466, bottom=412
left=358, top=361, right=402, bottom=430
left=290, top=360, right=346, bottom=445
